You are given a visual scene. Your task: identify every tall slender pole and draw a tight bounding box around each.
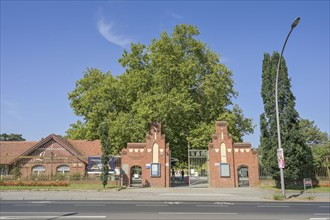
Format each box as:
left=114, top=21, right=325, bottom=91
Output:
left=275, top=17, right=300, bottom=198
left=188, top=143, right=191, bottom=187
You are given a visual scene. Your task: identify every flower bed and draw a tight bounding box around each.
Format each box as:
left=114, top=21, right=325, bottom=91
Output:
left=0, top=181, right=69, bottom=187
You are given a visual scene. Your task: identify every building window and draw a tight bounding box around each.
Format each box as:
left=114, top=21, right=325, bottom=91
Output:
left=0, top=165, right=9, bottom=176
left=152, top=143, right=159, bottom=163
left=57, top=165, right=70, bottom=175
left=32, top=165, right=46, bottom=176
left=220, top=143, right=227, bottom=163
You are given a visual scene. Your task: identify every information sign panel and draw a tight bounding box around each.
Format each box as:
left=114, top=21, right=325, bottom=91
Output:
left=277, top=149, right=285, bottom=169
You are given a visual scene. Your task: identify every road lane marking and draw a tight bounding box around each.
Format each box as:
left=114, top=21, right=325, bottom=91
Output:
left=196, top=205, right=228, bottom=207
left=319, top=206, right=330, bottom=208
left=136, top=204, right=168, bottom=207
left=258, top=205, right=290, bottom=208
left=158, top=212, right=237, bottom=215
left=0, top=216, right=106, bottom=219
left=30, top=201, right=53, bottom=203
left=74, top=204, right=106, bottom=207
left=214, top=202, right=234, bottom=205
left=314, top=213, right=330, bottom=216
left=165, top=201, right=183, bottom=204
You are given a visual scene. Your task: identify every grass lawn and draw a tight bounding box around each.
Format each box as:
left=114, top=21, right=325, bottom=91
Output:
left=260, top=185, right=330, bottom=193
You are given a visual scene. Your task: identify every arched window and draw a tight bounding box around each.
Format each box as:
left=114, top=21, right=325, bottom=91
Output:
left=220, top=143, right=227, bottom=163
left=152, top=143, right=159, bottom=163
left=32, top=165, right=45, bottom=176
left=57, top=165, right=70, bottom=175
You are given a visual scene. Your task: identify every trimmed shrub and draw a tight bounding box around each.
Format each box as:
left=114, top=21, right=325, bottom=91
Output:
left=0, top=181, right=69, bottom=187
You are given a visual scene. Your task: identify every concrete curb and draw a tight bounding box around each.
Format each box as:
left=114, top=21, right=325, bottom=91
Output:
left=1, top=187, right=328, bottom=202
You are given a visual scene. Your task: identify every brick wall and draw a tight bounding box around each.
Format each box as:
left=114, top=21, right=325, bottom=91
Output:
left=209, top=121, right=259, bottom=187
left=19, top=162, right=85, bottom=179
left=121, top=123, right=170, bottom=187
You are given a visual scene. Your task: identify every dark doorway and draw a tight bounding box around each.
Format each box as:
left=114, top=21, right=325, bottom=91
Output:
left=130, top=165, right=142, bottom=187
left=238, top=165, right=249, bottom=187
left=170, top=157, right=189, bottom=187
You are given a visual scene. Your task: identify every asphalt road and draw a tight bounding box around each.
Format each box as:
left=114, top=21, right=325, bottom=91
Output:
left=1, top=200, right=329, bottom=220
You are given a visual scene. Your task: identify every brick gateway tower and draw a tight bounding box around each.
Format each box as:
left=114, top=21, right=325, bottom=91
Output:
left=121, top=123, right=170, bottom=187
left=120, top=121, right=258, bottom=188
left=208, top=121, right=259, bottom=187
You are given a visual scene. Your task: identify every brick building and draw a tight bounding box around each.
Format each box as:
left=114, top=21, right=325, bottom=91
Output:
left=0, top=134, right=101, bottom=179
left=0, top=121, right=258, bottom=188
left=208, top=121, right=259, bottom=187
left=121, top=122, right=170, bottom=187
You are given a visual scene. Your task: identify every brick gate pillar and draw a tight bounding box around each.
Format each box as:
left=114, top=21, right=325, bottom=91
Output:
left=121, top=122, right=170, bottom=187
left=208, top=121, right=259, bottom=188
left=209, top=121, right=236, bottom=187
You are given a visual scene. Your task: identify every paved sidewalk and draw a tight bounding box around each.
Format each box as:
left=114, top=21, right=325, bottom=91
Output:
left=1, top=187, right=329, bottom=202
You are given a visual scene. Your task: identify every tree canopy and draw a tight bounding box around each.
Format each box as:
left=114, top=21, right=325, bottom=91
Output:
left=0, top=133, right=25, bottom=141
left=67, top=24, right=254, bottom=160
left=299, top=119, right=329, bottom=169
left=299, top=119, right=329, bottom=146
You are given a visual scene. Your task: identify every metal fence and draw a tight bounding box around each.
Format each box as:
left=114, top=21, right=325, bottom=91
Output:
left=259, top=164, right=329, bottom=181
left=0, top=155, right=122, bottom=181
left=0, top=173, right=121, bottom=183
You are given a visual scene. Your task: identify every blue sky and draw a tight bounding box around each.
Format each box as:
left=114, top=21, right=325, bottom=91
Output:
left=1, top=1, right=329, bottom=148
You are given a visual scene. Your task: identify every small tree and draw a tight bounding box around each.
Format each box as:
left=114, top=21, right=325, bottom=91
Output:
left=12, top=164, right=22, bottom=180
left=99, top=121, right=111, bottom=189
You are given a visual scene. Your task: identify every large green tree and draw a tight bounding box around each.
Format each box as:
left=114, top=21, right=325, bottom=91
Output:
left=259, top=52, right=313, bottom=185
left=67, top=24, right=253, bottom=160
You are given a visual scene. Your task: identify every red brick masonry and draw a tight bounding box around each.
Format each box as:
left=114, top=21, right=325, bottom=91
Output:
left=121, top=123, right=170, bottom=187
left=209, top=121, right=259, bottom=187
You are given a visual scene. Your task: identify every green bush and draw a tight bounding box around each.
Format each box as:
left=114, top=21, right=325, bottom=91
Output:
left=273, top=193, right=285, bottom=200
left=12, top=166, right=22, bottom=180
left=0, top=181, right=69, bottom=187
left=54, top=173, right=67, bottom=181
left=70, top=173, right=81, bottom=181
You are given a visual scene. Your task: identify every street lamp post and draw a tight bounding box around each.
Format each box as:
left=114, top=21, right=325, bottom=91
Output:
left=275, top=17, right=300, bottom=198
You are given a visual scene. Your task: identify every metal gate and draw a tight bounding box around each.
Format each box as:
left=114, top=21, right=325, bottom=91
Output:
left=130, top=165, right=142, bottom=187
left=238, top=165, right=249, bottom=187
left=188, top=149, right=209, bottom=188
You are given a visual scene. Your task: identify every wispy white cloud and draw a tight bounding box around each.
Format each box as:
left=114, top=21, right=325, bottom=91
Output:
left=97, top=18, right=132, bottom=48
left=166, top=11, right=184, bottom=19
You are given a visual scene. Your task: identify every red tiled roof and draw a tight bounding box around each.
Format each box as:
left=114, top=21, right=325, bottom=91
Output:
left=69, top=140, right=102, bottom=156
left=0, top=141, right=37, bottom=164
left=20, top=134, right=83, bottom=158
left=0, top=135, right=103, bottom=165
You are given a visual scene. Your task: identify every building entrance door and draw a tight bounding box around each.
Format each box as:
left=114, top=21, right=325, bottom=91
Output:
left=130, top=165, right=142, bottom=187
left=238, top=165, right=249, bottom=187
left=188, top=149, right=209, bottom=188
